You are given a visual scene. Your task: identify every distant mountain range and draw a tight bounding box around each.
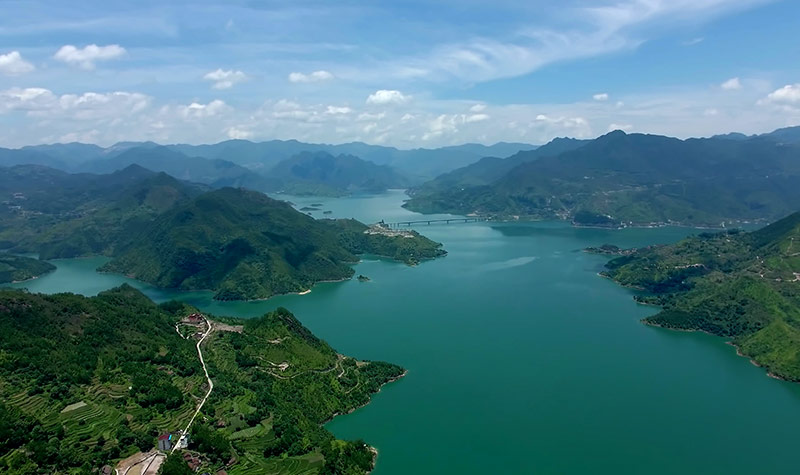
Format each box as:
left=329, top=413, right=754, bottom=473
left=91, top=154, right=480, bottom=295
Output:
left=264, top=151, right=411, bottom=196
left=405, top=125, right=800, bottom=227
left=0, top=139, right=538, bottom=195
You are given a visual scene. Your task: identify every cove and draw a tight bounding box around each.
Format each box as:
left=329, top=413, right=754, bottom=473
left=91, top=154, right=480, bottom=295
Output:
left=8, top=190, right=800, bottom=474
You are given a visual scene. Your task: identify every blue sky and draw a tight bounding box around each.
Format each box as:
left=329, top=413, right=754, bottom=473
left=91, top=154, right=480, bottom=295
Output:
left=0, top=0, right=798, bottom=148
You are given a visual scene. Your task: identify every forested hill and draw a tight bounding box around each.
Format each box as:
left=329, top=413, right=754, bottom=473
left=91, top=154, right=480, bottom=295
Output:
left=263, top=151, right=411, bottom=195
left=0, top=285, right=403, bottom=474
left=404, top=129, right=800, bottom=227
left=0, top=254, right=55, bottom=283
left=102, top=187, right=445, bottom=300
left=601, top=210, right=800, bottom=380
left=0, top=166, right=445, bottom=300
left=0, top=164, right=204, bottom=259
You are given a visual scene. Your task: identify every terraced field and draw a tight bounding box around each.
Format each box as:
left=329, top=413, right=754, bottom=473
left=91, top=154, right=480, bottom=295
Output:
left=228, top=452, right=324, bottom=475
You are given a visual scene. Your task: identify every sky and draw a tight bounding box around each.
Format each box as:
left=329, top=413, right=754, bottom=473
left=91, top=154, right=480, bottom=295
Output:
left=0, top=0, right=799, bottom=148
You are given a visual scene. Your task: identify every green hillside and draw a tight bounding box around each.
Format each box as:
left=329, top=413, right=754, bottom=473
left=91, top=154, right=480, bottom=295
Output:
left=0, top=255, right=55, bottom=283
left=102, top=188, right=445, bottom=300
left=405, top=130, right=800, bottom=226
left=1, top=167, right=445, bottom=299
left=0, top=285, right=402, bottom=474
left=0, top=164, right=204, bottom=259
left=602, top=211, right=800, bottom=380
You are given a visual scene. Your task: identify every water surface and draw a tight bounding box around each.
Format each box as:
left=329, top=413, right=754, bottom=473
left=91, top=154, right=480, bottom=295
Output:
left=9, top=190, right=800, bottom=474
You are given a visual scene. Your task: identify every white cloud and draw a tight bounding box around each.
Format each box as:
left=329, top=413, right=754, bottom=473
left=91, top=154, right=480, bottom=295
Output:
left=720, top=77, right=742, bottom=91
left=608, top=123, right=633, bottom=132
left=203, top=69, right=248, bottom=89
left=366, top=89, right=409, bottom=105
left=179, top=100, right=229, bottom=119
left=226, top=126, right=252, bottom=139
left=465, top=113, right=490, bottom=123
left=325, top=105, right=353, bottom=115
left=288, top=70, right=334, bottom=83
left=357, top=112, right=386, bottom=121
left=0, top=87, right=150, bottom=119
left=53, top=44, right=126, bottom=69
left=704, top=108, right=719, bottom=116
left=0, top=87, right=56, bottom=113
left=470, top=103, right=487, bottom=112
left=0, top=51, right=34, bottom=75
left=761, top=84, right=800, bottom=106
left=593, top=93, right=609, bottom=101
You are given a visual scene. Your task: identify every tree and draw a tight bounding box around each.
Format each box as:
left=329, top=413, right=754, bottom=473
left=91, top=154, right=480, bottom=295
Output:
left=159, top=453, right=192, bottom=475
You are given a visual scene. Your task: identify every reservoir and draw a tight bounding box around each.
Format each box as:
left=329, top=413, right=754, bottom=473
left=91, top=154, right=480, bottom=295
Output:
left=9, top=190, right=800, bottom=474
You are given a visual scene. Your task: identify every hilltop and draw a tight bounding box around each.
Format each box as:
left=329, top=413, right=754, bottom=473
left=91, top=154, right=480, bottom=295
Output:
left=405, top=128, right=800, bottom=227
left=602, top=211, right=800, bottom=380
left=0, top=285, right=402, bottom=474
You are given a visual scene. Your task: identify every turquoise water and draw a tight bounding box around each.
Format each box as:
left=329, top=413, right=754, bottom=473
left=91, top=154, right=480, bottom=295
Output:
left=9, top=190, right=800, bottom=474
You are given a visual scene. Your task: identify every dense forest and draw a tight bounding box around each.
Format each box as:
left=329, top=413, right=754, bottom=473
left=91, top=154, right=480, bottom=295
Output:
left=405, top=127, right=800, bottom=227
left=602, top=211, right=800, bottom=380
left=0, top=165, right=445, bottom=300
left=0, top=286, right=403, bottom=474
left=0, top=254, right=55, bottom=283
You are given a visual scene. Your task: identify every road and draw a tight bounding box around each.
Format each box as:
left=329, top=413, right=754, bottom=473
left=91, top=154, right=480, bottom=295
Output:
left=171, top=316, right=214, bottom=454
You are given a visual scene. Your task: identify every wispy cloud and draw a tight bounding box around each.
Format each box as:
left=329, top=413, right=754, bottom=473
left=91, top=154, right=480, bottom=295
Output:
left=363, top=0, right=772, bottom=83
left=288, top=70, right=334, bottom=83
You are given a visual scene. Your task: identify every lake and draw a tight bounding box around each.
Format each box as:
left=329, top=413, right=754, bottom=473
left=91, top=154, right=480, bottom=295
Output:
left=9, top=190, right=800, bottom=474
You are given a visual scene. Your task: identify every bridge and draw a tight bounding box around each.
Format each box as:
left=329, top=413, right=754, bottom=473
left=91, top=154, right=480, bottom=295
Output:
left=380, top=217, right=490, bottom=228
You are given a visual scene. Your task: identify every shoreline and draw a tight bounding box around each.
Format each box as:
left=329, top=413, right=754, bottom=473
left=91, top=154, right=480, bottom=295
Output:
left=597, top=269, right=797, bottom=385
left=323, top=369, right=408, bottom=425
left=642, top=318, right=795, bottom=383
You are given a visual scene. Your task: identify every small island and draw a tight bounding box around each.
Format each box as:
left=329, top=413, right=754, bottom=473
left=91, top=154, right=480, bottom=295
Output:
left=357, top=274, right=370, bottom=282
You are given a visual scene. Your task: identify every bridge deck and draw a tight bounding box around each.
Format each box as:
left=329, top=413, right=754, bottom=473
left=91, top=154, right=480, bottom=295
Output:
left=382, top=217, right=489, bottom=228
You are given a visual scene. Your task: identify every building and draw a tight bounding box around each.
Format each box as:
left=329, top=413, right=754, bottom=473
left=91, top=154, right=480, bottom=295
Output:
left=157, top=434, right=172, bottom=451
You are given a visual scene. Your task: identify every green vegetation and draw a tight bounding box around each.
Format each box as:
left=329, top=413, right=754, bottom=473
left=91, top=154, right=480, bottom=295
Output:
left=602, top=211, right=800, bottom=380
left=0, top=286, right=404, bottom=474
left=159, top=453, right=193, bottom=475
left=0, top=285, right=202, bottom=473
left=405, top=130, right=800, bottom=226
left=0, top=166, right=445, bottom=300
left=102, top=189, right=445, bottom=300
left=0, top=164, right=203, bottom=259
left=0, top=254, right=55, bottom=283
